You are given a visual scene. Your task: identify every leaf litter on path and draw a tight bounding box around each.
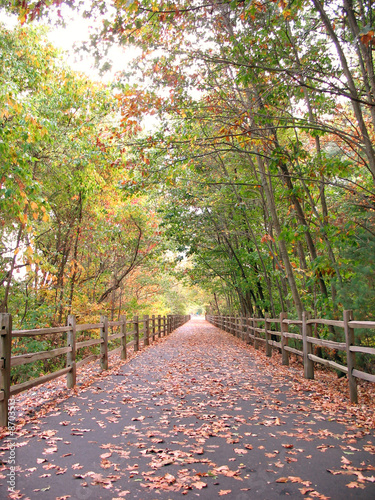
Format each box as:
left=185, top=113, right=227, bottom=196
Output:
left=0, top=320, right=374, bottom=499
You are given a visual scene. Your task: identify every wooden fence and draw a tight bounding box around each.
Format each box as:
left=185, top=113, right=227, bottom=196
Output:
left=0, top=313, right=190, bottom=426
left=206, top=311, right=375, bottom=404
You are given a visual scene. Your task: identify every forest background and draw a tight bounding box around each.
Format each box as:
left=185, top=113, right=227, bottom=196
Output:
left=1, top=0, right=374, bottom=380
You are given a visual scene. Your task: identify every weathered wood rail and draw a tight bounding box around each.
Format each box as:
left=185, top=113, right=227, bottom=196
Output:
left=206, top=311, right=375, bottom=404
left=0, top=313, right=190, bottom=426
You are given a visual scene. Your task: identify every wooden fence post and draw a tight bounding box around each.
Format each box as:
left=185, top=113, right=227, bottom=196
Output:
left=302, top=311, right=314, bottom=379
left=120, top=315, right=127, bottom=360
left=134, top=316, right=139, bottom=351
left=0, top=313, right=11, bottom=427
left=100, top=315, right=108, bottom=370
left=67, top=315, right=76, bottom=389
left=144, top=315, right=150, bottom=346
left=280, top=312, right=289, bottom=366
left=344, top=310, right=357, bottom=403
left=265, top=314, right=272, bottom=357
left=158, top=315, right=161, bottom=337
left=152, top=315, right=155, bottom=341
left=244, top=316, right=250, bottom=344
left=254, top=319, right=259, bottom=349
left=169, top=315, right=172, bottom=333
left=247, top=317, right=252, bottom=345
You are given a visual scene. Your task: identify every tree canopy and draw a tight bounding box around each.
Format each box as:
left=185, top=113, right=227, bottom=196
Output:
left=1, top=0, right=375, bottom=335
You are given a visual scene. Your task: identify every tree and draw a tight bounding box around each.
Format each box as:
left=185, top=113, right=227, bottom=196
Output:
left=2, top=1, right=375, bottom=328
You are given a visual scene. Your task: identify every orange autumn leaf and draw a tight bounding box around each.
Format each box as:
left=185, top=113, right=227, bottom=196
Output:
left=346, top=481, right=366, bottom=489
left=192, top=481, right=207, bottom=489
left=360, top=30, right=374, bottom=46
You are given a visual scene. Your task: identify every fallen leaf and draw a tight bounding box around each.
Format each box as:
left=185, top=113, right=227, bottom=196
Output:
left=346, top=481, right=366, bottom=489
left=192, top=481, right=207, bottom=489
left=299, top=487, right=314, bottom=494
left=164, top=473, right=176, bottom=484
left=41, top=430, right=56, bottom=439
left=43, top=446, right=57, bottom=455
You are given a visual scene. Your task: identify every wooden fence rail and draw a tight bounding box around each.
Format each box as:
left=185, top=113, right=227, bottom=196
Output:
left=206, top=311, right=375, bottom=404
left=0, top=313, right=190, bottom=426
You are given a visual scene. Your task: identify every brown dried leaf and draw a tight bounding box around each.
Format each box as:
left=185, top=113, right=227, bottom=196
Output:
left=234, top=448, right=248, bottom=454
left=164, top=473, right=176, bottom=484
left=192, top=481, right=207, bottom=489
left=346, top=481, right=366, bottom=489
left=299, top=487, right=314, bottom=495
left=276, top=477, right=288, bottom=483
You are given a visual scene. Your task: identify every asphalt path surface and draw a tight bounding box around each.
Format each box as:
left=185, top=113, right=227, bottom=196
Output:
left=1, top=320, right=374, bottom=499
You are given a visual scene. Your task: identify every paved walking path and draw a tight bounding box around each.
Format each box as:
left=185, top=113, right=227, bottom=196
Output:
left=1, top=320, right=374, bottom=499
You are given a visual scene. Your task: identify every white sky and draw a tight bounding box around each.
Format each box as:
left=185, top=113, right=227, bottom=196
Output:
left=47, top=17, right=141, bottom=82
left=0, top=8, right=140, bottom=83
